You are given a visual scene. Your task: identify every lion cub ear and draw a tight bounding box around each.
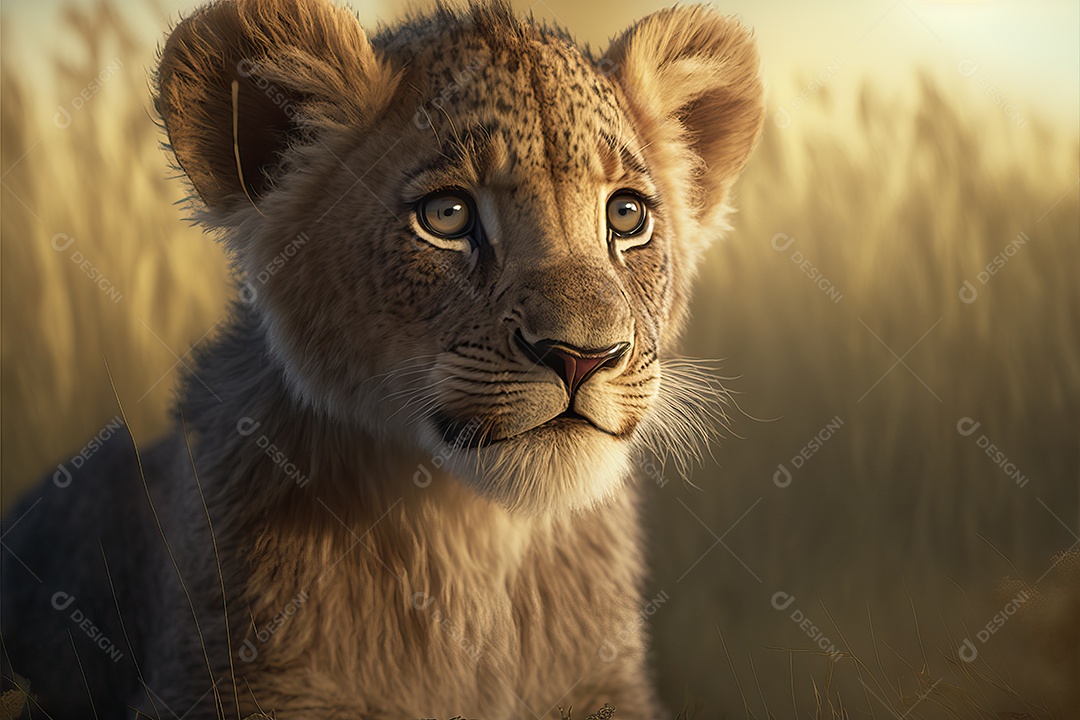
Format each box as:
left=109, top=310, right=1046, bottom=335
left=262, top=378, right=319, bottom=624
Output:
left=155, top=0, right=399, bottom=214
left=605, top=7, right=765, bottom=231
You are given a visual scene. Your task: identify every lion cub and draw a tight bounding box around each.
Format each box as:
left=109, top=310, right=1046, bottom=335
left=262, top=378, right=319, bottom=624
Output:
left=0, top=0, right=763, bottom=716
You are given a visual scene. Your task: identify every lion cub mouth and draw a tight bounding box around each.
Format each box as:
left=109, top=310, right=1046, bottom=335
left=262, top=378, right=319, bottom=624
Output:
left=535, top=409, right=595, bottom=432
left=434, top=407, right=607, bottom=448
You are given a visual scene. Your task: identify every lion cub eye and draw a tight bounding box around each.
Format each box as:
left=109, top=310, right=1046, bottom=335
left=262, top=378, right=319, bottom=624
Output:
left=418, top=190, right=474, bottom=239
left=606, top=191, right=648, bottom=237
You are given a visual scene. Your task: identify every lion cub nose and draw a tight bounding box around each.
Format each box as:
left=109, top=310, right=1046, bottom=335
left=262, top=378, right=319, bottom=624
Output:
left=516, top=332, right=630, bottom=396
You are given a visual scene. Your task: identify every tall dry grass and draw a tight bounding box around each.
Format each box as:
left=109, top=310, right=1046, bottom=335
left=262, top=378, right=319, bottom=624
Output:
left=1, top=1, right=1078, bottom=717
left=1, top=0, right=229, bottom=505
left=648, top=70, right=1080, bottom=718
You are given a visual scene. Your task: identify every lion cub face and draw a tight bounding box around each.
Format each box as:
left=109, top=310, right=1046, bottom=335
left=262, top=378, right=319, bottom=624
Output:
left=157, top=0, right=764, bottom=514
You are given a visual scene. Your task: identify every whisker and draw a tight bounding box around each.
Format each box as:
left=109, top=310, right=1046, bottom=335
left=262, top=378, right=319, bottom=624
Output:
left=386, top=379, right=452, bottom=423
left=400, top=391, right=447, bottom=431
left=633, top=357, right=748, bottom=484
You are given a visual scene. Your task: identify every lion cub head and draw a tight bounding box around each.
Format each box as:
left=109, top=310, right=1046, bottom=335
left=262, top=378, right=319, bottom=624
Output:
left=157, top=0, right=764, bottom=515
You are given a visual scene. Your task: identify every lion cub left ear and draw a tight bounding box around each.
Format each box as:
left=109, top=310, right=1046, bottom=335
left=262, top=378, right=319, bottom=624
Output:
left=156, top=0, right=400, bottom=217
left=604, top=7, right=765, bottom=232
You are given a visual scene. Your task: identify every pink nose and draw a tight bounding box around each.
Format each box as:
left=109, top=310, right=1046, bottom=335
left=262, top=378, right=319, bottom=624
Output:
left=516, top=333, right=631, bottom=396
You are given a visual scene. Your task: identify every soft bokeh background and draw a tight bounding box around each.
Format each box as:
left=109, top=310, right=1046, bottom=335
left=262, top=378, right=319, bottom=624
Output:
left=2, top=0, right=1078, bottom=716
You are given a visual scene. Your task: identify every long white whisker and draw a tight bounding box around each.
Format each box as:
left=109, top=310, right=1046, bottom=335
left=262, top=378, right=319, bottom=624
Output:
left=632, top=357, right=751, bottom=485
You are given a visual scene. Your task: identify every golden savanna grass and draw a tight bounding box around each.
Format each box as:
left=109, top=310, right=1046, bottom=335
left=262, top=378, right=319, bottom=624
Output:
left=1, top=1, right=1077, bottom=717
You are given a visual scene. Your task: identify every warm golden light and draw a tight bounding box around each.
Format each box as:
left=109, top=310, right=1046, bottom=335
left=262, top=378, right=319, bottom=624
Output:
left=1, top=0, right=1076, bottom=715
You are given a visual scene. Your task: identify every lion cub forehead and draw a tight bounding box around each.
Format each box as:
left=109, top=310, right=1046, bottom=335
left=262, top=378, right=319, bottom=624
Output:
left=382, top=6, right=632, bottom=179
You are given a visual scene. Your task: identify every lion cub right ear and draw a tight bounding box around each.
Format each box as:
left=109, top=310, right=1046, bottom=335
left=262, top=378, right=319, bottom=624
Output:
left=156, top=0, right=399, bottom=214
left=604, top=7, right=765, bottom=240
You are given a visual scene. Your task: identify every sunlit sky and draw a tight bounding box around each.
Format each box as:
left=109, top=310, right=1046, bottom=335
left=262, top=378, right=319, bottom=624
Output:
left=2, top=0, right=1078, bottom=131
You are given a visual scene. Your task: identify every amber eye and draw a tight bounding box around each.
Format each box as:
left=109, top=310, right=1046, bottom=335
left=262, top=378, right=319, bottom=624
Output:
left=418, top=191, right=474, bottom=239
left=606, top=192, right=648, bottom=237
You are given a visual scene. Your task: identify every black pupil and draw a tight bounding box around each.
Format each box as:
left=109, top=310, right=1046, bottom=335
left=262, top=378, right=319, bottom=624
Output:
left=619, top=202, right=636, bottom=217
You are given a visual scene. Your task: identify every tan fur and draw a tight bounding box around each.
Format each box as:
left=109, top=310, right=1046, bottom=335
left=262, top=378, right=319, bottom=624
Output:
left=0, top=0, right=764, bottom=717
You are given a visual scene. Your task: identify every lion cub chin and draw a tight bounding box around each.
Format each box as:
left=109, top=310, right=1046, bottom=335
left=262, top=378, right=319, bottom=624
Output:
left=0, top=0, right=764, bottom=716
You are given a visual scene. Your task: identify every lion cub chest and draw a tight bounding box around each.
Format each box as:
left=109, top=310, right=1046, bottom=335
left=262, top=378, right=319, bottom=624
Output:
left=237, top=490, right=644, bottom=717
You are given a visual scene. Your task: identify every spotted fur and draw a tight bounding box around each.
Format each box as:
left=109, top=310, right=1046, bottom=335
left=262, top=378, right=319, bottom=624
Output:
left=0, top=0, right=764, bottom=716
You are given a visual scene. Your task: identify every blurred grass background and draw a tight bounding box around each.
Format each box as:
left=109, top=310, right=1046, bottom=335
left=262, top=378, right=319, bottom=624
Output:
left=1, top=0, right=1078, bottom=717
